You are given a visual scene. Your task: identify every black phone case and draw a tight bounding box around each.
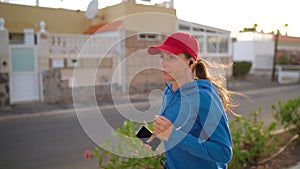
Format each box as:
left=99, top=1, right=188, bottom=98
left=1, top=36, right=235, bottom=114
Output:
left=136, top=125, right=161, bottom=151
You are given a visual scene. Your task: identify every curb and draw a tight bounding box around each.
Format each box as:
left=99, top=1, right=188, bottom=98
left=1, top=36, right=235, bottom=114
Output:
left=240, top=84, right=299, bottom=95
left=0, top=100, right=161, bottom=122
left=0, top=84, right=299, bottom=122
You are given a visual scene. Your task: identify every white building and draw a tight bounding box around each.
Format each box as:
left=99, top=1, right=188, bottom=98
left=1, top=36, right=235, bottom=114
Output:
left=233, top=32, right=275, bottom=75
left=233, top=31, right=300, bottom=76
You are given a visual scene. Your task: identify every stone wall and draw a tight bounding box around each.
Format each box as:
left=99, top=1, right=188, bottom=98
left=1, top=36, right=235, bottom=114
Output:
left=0, top=73, right=9, bottom=106
left=42, top=69, right=71, bottom=103
left=0, top=22, right=10, bottom=106
left=42, top=68, right=117, bottom=104
left=125, top=32, right=166, bottom=93
left=128, top=68, right=165, bottom=93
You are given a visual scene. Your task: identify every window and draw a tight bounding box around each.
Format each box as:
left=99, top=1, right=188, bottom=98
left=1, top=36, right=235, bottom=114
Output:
left=11, top=48, right=35, bottom=71
left=193, top=27, right=204, bottom=32
left=138, top=33, right=161, bottom=41
left=179, top=24, right=190, bottom=31
left=219, top=37, right=228, bottom=53
left=207, top=36, right=218, bottom=53
left=9, top=33, right=24, bottom=44
left=207, top=30, right=216, bottom=33
left=195, top=35, right=204, bottom=53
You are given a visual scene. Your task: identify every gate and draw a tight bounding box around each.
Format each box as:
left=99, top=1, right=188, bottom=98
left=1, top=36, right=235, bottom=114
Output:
left=9, top=45, right=39, bottom=103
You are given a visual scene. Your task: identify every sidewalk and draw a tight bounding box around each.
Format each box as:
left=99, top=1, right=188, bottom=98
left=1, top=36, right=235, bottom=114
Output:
left=0, top=93, right=151, bottom=121
left=0, top=76, right=295, bottom=121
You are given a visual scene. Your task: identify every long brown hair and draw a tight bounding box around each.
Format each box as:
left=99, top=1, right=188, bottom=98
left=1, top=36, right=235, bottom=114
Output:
left=183, top=52, right=240, bottom=116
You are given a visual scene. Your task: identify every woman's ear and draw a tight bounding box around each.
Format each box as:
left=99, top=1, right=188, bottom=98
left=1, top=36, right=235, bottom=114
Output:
left=189, top=60, right=194, bottom=66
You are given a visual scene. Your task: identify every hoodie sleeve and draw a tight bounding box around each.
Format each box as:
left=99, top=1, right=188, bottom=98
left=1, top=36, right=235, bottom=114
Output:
left=166, top=88, right=233, bottom=163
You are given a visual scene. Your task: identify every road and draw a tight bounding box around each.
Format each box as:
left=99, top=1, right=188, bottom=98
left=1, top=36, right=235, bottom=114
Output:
left=231, top=84, right=300, bottom=125
left=0, top=114, right=99, bottom=169
left=0, top=84, right=299, bottom=169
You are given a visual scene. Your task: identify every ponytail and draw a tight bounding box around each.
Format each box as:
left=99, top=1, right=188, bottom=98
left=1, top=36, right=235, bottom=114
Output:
left=182, top=52, right=240, bottom=116
left=192, top=59, right=209, bottom=80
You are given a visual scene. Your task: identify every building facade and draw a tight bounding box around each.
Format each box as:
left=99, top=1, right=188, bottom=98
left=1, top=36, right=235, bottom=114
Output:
left=0, top=1, right=232, bottom=106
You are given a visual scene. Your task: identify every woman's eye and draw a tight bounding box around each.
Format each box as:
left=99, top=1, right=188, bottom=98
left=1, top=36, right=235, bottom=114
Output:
left=160, top=54, right=176, bottom=60
left=167, top=55, right=175, bottom=59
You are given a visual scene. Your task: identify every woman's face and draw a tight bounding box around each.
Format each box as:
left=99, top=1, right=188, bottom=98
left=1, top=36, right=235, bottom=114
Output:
left=160, top=52, right=189, bottom=82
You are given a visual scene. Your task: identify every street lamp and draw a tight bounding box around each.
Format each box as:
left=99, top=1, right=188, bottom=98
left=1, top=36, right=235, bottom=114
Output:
left=271, top=24, right=288, bottom=81
left=271, top=29, right=279, bottom=81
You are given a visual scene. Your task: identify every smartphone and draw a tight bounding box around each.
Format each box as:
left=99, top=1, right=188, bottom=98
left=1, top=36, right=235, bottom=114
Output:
left=136, top=125, right=161, bottom=151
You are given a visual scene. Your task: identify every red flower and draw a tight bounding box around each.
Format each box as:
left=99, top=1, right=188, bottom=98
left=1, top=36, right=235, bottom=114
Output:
left=85, top=150, right=93, bottom=159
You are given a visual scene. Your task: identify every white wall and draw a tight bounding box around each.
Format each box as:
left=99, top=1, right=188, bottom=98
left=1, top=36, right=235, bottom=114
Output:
left=233, top=41, right=275, bottom=74
left=233, top=41, right=254, bottom=62
left=253, top=41, right=274, bottom=70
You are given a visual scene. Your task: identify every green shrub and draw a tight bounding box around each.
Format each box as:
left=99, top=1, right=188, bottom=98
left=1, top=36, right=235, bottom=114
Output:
left=88, top=120, right=165, bottom=169
left=87, top=97, right=300, bottom=169
left=233, top=61, right=252, bottom=78
left=290, top=54, right=300, bottom=65
left=228, top=109, right=277, bottom=169
left=276, top=55, right=290, bottom=65
left=272, top=97, right=300, bottom=135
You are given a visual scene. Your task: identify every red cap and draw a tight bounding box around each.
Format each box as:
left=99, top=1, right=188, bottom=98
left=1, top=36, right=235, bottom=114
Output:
left=148, top=32, right=199, bottom=60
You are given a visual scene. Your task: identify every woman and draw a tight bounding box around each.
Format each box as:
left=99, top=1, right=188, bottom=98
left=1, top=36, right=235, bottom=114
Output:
left=146, top=32, right=237, bottom=169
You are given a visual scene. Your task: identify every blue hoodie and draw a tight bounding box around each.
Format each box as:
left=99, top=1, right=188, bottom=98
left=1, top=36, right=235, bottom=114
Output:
left=158, top=79, right=232, bottom=169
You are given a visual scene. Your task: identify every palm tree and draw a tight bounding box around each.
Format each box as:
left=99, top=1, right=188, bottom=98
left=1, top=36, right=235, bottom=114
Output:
left=283, top=23, right=288, bottom=36
left=240, top=23, right=259, bottom=32
left=253, top=23, right=258, bottom=31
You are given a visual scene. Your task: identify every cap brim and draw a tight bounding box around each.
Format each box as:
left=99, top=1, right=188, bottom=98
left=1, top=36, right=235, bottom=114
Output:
left=148, top=45, right=183, bottom=55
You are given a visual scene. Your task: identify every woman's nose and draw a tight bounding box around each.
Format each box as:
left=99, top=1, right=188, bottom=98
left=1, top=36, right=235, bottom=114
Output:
left=160, top=59, right=166, bottom=66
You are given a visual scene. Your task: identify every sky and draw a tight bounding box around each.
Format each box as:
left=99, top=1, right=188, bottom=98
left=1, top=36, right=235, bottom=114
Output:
left=2, top=0, right=299, bottom=37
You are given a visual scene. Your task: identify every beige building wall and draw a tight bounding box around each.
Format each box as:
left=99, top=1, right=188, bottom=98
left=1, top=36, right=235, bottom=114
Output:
left=91, top=3, right=127, bottom=25
left=93, top=2, right=177, bottom=34
left=0, top=2, right=90, bottom=34
left=0, top=2, right=176, bottom=34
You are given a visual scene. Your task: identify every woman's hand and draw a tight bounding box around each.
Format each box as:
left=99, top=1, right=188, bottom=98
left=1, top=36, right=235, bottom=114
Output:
left=140, top=140, right=153, bottom=151
left=154, top=115, right=174, bottom=141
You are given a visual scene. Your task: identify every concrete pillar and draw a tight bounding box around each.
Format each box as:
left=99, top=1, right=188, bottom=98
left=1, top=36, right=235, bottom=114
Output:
left=24, top=28, right=35, bottom=45
left=0, top=18, right=10, bottom=106
left=37, top=20, right=49, bottom=71
left=0, top=18, right=9, bottom=73
left=37, top=20, right=50, bottom=101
